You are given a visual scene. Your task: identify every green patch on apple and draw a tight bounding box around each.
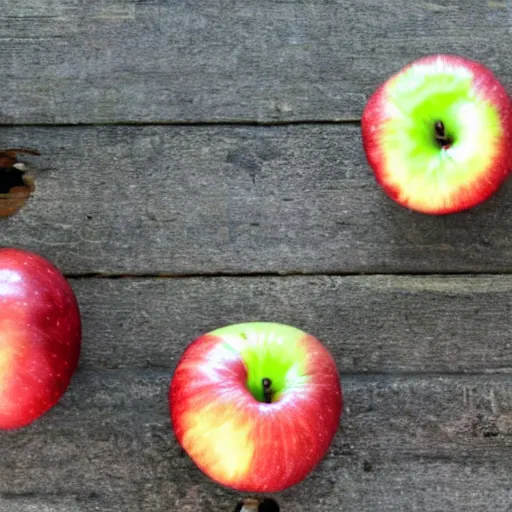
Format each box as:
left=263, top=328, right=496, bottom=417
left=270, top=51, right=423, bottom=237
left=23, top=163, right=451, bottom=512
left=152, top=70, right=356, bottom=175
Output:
left=209, top=322, right=309, bottom=403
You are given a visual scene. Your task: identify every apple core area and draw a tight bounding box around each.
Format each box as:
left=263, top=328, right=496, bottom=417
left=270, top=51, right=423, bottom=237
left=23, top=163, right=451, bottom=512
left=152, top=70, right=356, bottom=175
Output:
left=217, top=322, right=309, bottom=404
left=383, top=66, right=501, bottom=186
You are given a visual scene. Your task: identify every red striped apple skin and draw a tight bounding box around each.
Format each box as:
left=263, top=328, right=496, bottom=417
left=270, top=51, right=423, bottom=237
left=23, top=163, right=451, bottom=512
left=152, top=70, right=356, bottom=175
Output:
left=169, top=323, right=342, bottom=492
left=0, top=248, right=81, bottom=429
left=361, top=54, right=512, bottom=214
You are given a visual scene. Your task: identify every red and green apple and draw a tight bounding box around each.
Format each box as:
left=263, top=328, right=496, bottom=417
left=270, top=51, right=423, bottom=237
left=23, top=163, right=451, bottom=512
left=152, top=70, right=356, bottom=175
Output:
left=169, top=322, right=342, bottom=493
left=0, top=248, right=81, bottom=429
left=361, top=54, right=512, bottom=214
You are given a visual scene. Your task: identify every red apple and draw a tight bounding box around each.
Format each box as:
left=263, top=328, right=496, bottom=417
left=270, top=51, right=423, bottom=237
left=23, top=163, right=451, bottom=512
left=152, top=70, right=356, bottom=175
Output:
left=169, top=322, right=342, bottom=492
left=361, top=54, right=512, bottom=214
left=0, top=248, right=81, bottom=429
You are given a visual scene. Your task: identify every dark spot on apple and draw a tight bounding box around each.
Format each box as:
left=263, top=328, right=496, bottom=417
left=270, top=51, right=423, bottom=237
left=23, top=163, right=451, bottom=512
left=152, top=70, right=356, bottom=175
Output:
left=240, top=332, right=248, bottom=340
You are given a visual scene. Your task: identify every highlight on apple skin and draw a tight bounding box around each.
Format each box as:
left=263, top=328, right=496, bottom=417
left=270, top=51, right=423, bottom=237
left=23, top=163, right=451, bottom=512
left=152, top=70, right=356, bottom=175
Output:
left=169, top=322, right=343, bottom=493
left=361, top=54, right=512, bottom=214
left=0, top=248, right=81, bottom=429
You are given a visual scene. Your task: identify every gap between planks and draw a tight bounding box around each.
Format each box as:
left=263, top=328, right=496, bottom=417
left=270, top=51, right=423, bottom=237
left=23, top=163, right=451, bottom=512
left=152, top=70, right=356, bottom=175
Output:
left=0, top=119, right=362, bottom=128
left=65, top=270, right=512, bottom=279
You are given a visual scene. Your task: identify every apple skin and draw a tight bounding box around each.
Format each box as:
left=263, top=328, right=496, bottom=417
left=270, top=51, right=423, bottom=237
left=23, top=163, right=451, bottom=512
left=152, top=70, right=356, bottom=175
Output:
left=361, top=54, right=512, bottom=214
left=0, top=248, right=81, bottom=429
left=169, top=322, right=342, bottom=493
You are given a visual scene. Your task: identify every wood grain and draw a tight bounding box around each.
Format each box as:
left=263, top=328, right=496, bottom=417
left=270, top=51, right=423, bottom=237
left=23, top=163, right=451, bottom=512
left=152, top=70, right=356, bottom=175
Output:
left=0, top=1, right=509, bottom=124
left=2, top=371, right=512, bottom=512
left=1, top=2, right=511, bottom=510
left=72, top=275, right=512, bottom=374
left=1, top=124, right=512, bottom=275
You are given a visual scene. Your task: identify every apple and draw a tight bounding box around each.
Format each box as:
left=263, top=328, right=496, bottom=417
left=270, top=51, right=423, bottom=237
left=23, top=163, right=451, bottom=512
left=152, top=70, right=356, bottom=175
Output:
left=169, top=322, right=342, bottom=493
left=0, top=248, right=81, bottom=429
left=361, top=54, right=512, bottom=214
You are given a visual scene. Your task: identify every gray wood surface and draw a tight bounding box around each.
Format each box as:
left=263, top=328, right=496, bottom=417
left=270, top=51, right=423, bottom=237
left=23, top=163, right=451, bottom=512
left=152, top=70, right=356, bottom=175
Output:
left=2, top=371, right=512, bottom=512
left=2, top=124, right=512, bottom=275
left=0, top=1, right=509, bottom=124
left=1, top=1, right=512, bottom=511
left=72, top=275, right=512, bottom=374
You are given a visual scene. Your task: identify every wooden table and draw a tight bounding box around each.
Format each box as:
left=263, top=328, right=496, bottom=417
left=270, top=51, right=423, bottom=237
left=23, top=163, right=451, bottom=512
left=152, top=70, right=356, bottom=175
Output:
left=1, top=1, right=512, bottom=511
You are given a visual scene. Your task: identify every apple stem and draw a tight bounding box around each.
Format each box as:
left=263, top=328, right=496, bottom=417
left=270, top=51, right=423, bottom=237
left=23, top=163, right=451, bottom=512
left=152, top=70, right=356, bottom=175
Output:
left=434, top=120, right=452, bottom=148
left=262, top=378, right=273, bottom=403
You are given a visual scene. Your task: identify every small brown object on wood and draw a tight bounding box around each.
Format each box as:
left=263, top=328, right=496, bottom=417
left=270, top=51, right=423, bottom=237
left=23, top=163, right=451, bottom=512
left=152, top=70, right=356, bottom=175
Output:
left=233, top=497, right=280, bottom=512
left=0, top=147, right=40, bottom=217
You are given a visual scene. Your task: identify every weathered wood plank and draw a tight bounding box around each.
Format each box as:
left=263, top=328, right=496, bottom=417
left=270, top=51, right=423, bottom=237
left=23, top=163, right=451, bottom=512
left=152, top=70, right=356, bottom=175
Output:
left=0, top=1, right=509, bottom=123
left=72, top=275, right=512, bottom=373
left=2, top=371, right=512, bottom=511
left=1, top=124, right=512, bottom=274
